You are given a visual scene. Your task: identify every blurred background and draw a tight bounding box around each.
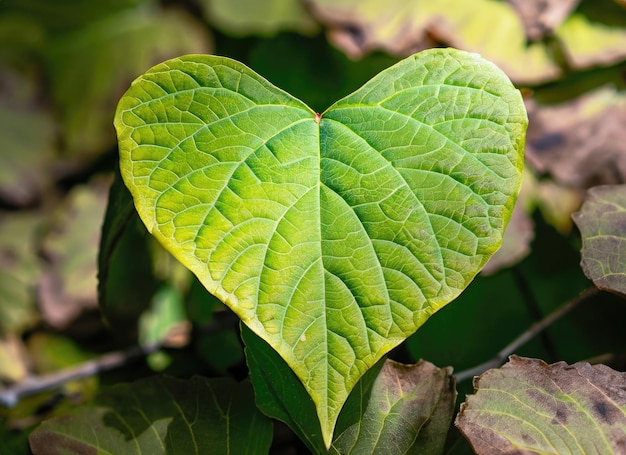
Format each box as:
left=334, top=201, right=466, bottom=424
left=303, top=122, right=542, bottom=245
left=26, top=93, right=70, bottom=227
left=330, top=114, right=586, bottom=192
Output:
left=1, top=0, right=626, bottom=453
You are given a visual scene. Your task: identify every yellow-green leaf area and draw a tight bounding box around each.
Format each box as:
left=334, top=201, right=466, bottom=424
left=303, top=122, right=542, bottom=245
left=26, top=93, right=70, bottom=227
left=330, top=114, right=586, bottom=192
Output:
left=115, top=49, right=526, bottom=446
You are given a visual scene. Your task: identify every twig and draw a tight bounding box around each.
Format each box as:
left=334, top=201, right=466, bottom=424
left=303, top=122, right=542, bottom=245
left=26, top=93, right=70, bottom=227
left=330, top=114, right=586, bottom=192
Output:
left=0, top=342, right=161, bottom=408
left=455, top=287, right=599, bottom=383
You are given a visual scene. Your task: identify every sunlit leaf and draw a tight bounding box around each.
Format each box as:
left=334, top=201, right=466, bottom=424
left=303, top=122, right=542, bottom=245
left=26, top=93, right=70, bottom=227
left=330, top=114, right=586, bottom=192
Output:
left=306, top=0, right=561, bottom=84
left=482, top=170, right=536, bottom=275
left=456, top=355, right=626, bottom=454
left=200, top=0, right=318, bottom=36
left=557, top=12, right=626, bottom=70
left=29, top=376, right=272, bottom=455
left=572, top=184, right=626, bottom=297
left=247, top=33, right=399, bottom=114
left=481, top=201, right=534, bottom=275
left=116, top=48, right=526, bottom=444
left=0, top=336, right=28, bottom=384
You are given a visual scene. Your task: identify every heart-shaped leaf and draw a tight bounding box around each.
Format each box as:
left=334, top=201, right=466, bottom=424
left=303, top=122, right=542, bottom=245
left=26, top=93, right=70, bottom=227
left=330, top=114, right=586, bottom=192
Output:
left=115, top=48, right=526, bottom=445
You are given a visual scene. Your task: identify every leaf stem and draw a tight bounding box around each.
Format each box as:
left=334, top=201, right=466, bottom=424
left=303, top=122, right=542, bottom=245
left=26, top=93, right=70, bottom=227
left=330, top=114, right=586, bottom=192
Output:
left=455, top=287, right=600, bottom=383
left=0, top=342, right=161, bottom=408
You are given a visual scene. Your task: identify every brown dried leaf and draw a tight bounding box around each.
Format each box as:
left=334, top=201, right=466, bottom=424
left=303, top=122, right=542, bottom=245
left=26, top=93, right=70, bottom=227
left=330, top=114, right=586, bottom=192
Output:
left=507, top=0, right=579, bottom=40
left=39, top=180, right=110, bottom=329
left=525, top=86, right=626, bottom=188
left=572, top=184, right=626, bottom=297
left=0, top=63, right=57, bottom=206
left=456, top=355, right=626, bottom=455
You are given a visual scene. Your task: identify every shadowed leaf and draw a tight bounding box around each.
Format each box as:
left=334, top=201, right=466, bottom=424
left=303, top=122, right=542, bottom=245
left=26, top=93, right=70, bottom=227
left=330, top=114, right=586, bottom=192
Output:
left=47, top=5, right=211, bottom=159
left=332, top=359, right=456, bottom=455
left=573, top=184, right=626, bottom=297
left=456, top=355, right=626, bottom=455
left=525, top=86, right=626, bottom=188
left=29, top=376, right=272, bottom=455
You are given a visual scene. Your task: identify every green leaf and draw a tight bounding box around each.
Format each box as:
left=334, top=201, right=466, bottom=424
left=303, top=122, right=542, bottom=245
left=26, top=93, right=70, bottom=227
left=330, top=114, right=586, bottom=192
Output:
left=98, top=167, right=157, bottom=329
left=456, top=355, right=626, bottom=454
left=200, top=0, right=318, bottom=37
left=332, top=359, right=456, bottom=454
left=29, top=376, right=273, bottom=455
left=572, top=184, right=626, bottom=297
left=245, top=324, right=456, bottom=454
left=115, top=48, right=526, bottom=445
left=46, top=5, right=211, bottom=158
left=243, top=324, right=328, bottom=453
left=0, top=212, right=42, bottom=335
left=556, top=11, right=626, bottom=70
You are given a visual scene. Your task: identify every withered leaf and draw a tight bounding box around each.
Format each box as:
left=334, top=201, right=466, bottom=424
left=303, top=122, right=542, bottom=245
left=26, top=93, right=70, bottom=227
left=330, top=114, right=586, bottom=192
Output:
left=525, top=87, right=626, bottom=188
left=39, top=180, right=110, bottom=329
left=507, top=0, right=579, bottom=40
left=572, top=184, right=626, bottom=297
left=305, top=0, right=561, bottom=84
left=456, top=355, right=626, bottom=455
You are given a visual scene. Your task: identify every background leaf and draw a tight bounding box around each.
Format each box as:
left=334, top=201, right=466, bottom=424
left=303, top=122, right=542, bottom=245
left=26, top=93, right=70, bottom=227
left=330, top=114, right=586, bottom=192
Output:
left=306, top=0, right=561, bottom=84
left=572, top=184, right=626, bottom=297
left=0, top=64, right=56, bottom=207
left=525, top=86, right=626, bottom=188
left=0, top=213, right=42, bottom=335
left=242, top=324, right=328, bottom=454
left=556, top=5, right=626, bottom=70
left=46, top=4, right=211, bottom=159
left=39, top=180, right=110, bottom=329
left=29, top=376, right=273, bottom=455
left=456, top=355, right=626, bottom=454
left=332, top=359, right=456, bottom=455
left=200, top=0, right=318, bottom=36
left=116, top=49, right=526, bottom=444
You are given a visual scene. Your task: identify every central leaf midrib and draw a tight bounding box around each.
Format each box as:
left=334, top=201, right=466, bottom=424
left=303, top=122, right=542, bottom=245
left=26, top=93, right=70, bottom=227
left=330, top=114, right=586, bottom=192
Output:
left=318, top=116, right=445, bottom=290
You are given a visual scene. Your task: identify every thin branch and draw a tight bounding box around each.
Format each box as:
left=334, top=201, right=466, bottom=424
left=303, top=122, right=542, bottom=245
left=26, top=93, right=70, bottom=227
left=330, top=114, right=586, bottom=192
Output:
left=0, top=342, right=161, bottom=408
left=455, top=287, right=600, bottom=383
